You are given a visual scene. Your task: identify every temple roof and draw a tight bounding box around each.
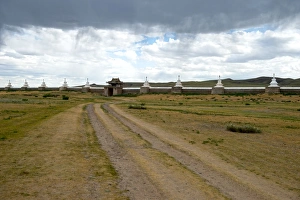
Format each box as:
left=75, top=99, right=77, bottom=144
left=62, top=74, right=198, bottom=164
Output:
left=107, top=78, right=123, bottom=85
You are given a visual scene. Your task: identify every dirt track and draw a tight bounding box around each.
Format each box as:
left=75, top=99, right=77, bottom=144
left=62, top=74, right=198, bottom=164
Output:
left=87, top=103, right=298, bottom=200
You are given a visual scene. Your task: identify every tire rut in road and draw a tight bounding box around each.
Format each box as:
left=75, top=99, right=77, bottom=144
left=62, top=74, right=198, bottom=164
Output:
left=86, top=104, right=165, bottom=200
left=90, top=104, right=226, bottom=200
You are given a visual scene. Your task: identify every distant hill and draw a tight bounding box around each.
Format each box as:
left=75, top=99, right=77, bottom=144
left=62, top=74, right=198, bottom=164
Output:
left=123, top=77, right=300, bottom=87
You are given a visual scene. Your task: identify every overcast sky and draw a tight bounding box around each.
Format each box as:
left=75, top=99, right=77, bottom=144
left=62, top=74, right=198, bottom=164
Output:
left=0, top=0, right=300, bottom=87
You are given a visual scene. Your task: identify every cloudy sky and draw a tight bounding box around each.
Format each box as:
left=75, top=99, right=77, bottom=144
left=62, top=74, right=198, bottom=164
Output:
left=0, top=0, right=300, bottom=87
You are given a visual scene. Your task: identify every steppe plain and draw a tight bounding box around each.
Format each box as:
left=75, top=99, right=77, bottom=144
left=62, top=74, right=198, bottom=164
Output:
left=0, top=91, right=299, bottom=199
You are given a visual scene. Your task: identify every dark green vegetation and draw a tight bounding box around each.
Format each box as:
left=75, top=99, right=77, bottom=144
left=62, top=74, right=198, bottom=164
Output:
left=226, top=123, right=261, bottom=133
left=62, top=94, right=69, bottom=100
left=128, top=103, right=146, bottom=109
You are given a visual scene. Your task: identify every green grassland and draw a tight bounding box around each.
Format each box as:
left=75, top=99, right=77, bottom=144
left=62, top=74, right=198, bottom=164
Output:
left=119, top=93, right=300, bottom=193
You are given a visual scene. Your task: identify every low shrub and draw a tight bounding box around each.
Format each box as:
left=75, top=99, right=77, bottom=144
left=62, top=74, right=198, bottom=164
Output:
left=227, top=123, right=261, bottom=133
left=115, top=93, right=138, bottom=97
left=0, top=136, right=7, bottom=141
left=62, top=95, right=69, bottom=100
left=128, top=104, right=146, bottom=109
left=43, top=93, right=59, bottom=98
left=43, top=93, right=51, bottom=98
left=202, top=138, right=224, bottom=146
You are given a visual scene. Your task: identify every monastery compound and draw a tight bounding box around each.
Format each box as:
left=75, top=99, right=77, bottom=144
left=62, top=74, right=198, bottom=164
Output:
left=1, top=74, right=300, bottom=96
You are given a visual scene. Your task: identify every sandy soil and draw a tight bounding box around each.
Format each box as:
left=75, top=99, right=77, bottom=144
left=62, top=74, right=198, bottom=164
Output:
left=87, top=103, right=299, bottom=200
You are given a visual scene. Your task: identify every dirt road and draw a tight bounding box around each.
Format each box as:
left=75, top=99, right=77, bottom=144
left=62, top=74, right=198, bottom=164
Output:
left=87, top=103, right=298, bottom=200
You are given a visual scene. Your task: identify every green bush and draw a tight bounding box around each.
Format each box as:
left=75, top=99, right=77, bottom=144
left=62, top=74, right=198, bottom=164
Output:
left=43, top=93, right=51, bottom=98
left=128, top=104, right=146, bottom=109
left=0, top=136, right=7, bottom=141
left=43, top=93, right=59, bottom=98
left=62, top=95, right=69, bottom=100
left=226, top=123, right=261, bottom=133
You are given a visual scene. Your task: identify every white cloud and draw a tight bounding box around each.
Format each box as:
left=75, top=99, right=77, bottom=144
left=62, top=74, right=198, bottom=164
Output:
left=0, top=25, right=300, bottom=87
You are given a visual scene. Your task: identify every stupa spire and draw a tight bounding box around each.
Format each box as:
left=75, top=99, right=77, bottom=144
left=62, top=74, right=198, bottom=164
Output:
left=62, top=78, right=68, bottom=87
left=6, top=80, right=12, bottom=88
left=269, top=73, right=279, bottom=87
left=23, top=79, right=29, bottom=88
left=174, top=75, right=183, bottom=87
left=143, top=76, right=150, bottom=87
left=215, top=75, right=223, bottom=87
left=84, top=78, right=90, bottom=88
left=40, top=79, right=47, bottom=87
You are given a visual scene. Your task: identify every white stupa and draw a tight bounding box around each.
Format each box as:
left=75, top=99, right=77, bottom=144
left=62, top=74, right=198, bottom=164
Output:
left=62, top=78, right=68, bottom=87
left=22, top=79, right=29, bottom=88
left=269, top=73, right=279, bottom=87
left=84, top=78, right=90, bottom=88
left=215, top=75, right=224, bottom=87
left=174, top=75, right=183, bottom=87
left=40, top=79, right=47, bottom=87
left=6, top=80, right=12, bottom=88
left=142, top=77, right=150, bottom=87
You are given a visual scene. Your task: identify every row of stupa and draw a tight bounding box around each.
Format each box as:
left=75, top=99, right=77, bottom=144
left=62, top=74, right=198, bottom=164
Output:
left=4, top=74, right=280, bottom=89
left=4, top=78, right=91, bottom=89
left=2, top=74, right=293, bottom=95
left=5, top=79, right=49, bottom=89
left=141, top=75, right=184, bottom=88
left=139, top=74, right=281, bottom=95
left=141, top=74, right=279, bottom=88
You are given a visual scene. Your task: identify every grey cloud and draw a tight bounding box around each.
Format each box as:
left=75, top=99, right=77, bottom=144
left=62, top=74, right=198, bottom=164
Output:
left=16, top=50, right=43, bottom=56
left=227, top=35, right=300, bottom=63
left=1, top=0, right=300, bottom=33
left=0, top=64, right=42, bottom=77
left=0, top=0, right=136, bottom=29
left=3, top=52, right=25, bottom=59
left=226, top=54, right=276, bottom=63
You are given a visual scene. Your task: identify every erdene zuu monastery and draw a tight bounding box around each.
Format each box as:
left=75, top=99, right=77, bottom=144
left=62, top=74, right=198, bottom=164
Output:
left=2, top=74, right=300, bottom=96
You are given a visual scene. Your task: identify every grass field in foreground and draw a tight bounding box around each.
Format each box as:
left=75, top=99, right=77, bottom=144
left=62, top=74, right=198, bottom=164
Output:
left=1, top=91, right=299, bottom=198
left=0, top=91, right=126, bottom=199
left=118, top=93, right=300, bottom=194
